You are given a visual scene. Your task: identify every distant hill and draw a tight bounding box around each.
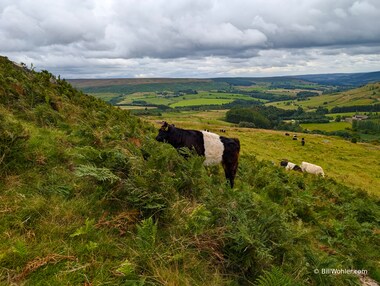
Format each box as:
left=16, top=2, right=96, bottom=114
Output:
left=267, top=82, right=380, bottom=111
left=69, top=71, right=380, bottom=92
left=292, top=71, right=380, bottom=86
left=69, top=78, right=212, bottom=88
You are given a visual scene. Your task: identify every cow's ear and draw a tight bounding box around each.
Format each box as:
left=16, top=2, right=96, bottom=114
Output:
left=161, top=121, right=169, bottom=131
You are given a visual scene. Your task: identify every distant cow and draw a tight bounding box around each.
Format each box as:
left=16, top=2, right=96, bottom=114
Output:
left=285, top=133, right=290, bottom=136
left=156, top=122, right=240, bottom=187
left=220, top=129, right=226, bottom=133
left=280, top=160, right=302, bottom=172
left=300, top=162, right=325, bottom=177
left=293, top=135, right=298, bottom=140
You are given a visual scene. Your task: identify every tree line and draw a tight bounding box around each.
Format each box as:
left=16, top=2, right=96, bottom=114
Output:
left=225, top=106, right=330, bottom=129
left=330, top=104, right=380, bottom=113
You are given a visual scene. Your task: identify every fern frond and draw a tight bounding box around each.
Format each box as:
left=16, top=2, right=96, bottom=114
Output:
left=74, top=164, right=120, bottom=183
left=256, top=267, right=296, bottom=286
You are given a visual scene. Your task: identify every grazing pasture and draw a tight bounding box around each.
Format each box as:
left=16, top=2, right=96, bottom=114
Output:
left=301, top=121, right=352, bottom=132
left=147, top=112, right=380, bottom=195
left=170, top=98, right=233, bottom=107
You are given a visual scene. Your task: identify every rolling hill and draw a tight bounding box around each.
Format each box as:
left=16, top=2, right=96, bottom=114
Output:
left=267, top=82, right=380, bottom=111
left=69, top=70, right=380, bottom=91
left=293, top=71, right=380, bottom=87
left=1, top=56, right=380, bottom=285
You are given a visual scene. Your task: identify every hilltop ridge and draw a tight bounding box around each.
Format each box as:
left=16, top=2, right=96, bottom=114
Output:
left=68, top=70, right=380, bottom=89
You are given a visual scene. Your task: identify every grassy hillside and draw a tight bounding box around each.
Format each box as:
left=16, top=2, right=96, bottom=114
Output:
left=145, top=115, right=380, bottom=195
left=1, top=56, right=380, bottom=285
left=267, top=82, right=380, bottom=111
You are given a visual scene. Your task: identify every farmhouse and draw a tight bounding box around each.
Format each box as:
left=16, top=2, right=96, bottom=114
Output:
left=345, top=114, right=369, bottom=122
left=352, top=115, right=368, bottom=120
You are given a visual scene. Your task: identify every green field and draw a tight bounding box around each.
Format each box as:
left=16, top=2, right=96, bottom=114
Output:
left=328, top=112, right=356, bottom=119
left=119, top=106, right=157, bottom=110
left=301, top=121, right=352, bottom=132
left=115, top=91, right=264, bottom=108
left=266, top=96, right=376, bottom=111
left=170, top=98, right=233, bottom=107
left=266, top=101, right=302, bottom=110
left=146, top=110, right=230, bottom=128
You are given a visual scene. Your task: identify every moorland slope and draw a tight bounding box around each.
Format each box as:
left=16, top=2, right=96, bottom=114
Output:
left=1, top=56, right=379, bottom=285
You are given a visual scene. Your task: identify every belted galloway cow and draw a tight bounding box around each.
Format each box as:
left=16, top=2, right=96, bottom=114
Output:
left=156, top=122, right=240, bottom=187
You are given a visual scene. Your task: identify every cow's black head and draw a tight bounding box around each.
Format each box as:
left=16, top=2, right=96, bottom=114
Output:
left=280, top=160, right=288, bottom=167
left=155, top=121, right=174, bottom=142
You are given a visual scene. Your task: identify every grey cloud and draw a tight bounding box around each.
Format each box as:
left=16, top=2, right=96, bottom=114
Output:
left=0, top=0, right=106, bottom=51
left=1, top=0, right=379, bottom=78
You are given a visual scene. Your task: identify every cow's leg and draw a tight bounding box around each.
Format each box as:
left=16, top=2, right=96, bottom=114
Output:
left=222, top=158, right=238, bottom=188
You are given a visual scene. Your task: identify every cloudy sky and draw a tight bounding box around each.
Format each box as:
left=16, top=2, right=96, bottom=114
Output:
left=1, top=0, right=380, bottom=78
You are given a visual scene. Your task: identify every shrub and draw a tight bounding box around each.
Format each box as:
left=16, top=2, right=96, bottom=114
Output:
left=238, top=121, right=256, bottom=128
left=0, top=114, right=29, bottom=174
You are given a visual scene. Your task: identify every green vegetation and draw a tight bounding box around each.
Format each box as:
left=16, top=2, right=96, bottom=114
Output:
left=353, top=119, right=380, bottom=134
left=225, top=106, right=331, bottom=131
left=1, top=56, right=380, bottom=285
left=223, top=104, right=380, bottom=143
left=89, top=92, right=124, bottom=102
left=301, top=121, right=351, bottom=132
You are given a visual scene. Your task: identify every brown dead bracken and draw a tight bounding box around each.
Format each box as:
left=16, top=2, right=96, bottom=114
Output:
left=14, top=253, right=76, bottom=282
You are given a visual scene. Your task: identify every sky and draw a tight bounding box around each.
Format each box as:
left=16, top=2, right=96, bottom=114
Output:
left=1, top=0, right=380, bottom=79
